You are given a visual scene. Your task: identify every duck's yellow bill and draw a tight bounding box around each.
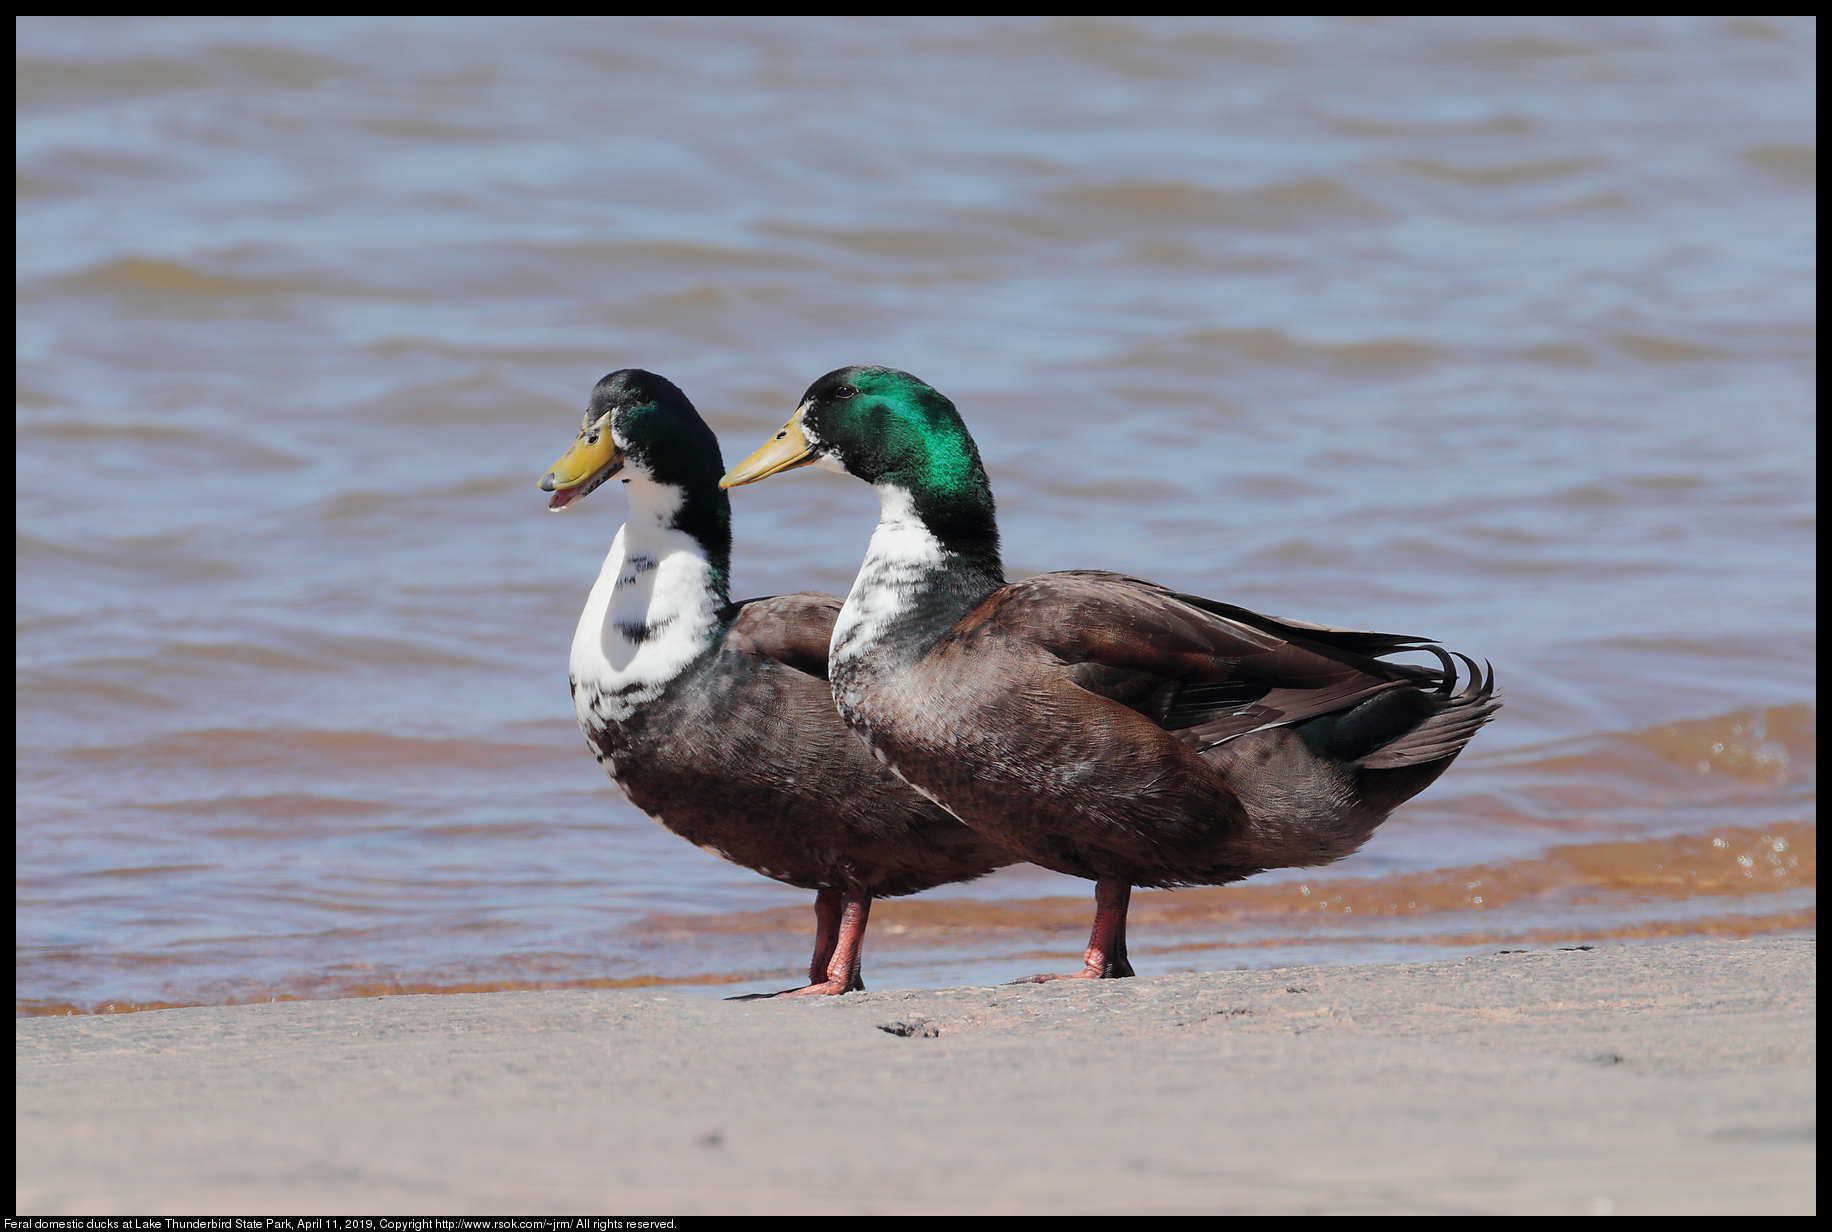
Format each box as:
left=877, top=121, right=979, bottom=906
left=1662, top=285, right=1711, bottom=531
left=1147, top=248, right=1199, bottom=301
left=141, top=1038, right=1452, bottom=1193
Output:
left=538, top=414, right=624, bottom=511
left=720, top=406, right=819, bottom=488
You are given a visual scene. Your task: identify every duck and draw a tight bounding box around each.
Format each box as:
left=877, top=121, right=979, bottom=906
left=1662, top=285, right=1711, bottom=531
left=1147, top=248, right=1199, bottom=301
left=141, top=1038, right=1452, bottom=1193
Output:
left=539, top=369, right=1015, bottom=996
left=720, top=365, right=1500, bottom=981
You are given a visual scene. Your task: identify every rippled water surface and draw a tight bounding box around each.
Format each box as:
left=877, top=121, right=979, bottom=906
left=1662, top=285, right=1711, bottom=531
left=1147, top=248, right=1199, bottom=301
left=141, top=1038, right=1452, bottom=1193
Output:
left=17, top=17, right=1815, bottom=1011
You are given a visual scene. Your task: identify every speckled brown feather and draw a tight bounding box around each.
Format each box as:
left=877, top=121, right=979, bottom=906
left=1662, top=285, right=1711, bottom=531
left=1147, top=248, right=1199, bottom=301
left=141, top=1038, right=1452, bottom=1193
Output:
left=584, top=592, right=1014, bottom=899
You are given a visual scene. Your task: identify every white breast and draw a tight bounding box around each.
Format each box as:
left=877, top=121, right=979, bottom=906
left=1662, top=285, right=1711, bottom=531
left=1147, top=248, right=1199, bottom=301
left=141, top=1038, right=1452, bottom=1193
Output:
left=829, top=484, right=944, bottom=708
left=569, top=482, right=721, bottom=728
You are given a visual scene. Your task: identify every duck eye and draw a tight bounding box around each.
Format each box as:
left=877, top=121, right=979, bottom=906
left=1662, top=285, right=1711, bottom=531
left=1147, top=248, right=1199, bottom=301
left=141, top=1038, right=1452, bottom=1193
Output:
left=834, top=385, right=857, bottom=400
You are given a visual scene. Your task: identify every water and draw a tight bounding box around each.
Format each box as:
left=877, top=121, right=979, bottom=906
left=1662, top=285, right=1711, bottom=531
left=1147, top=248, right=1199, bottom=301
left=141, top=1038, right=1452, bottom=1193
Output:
left=16, top=16, right=1814, bottom=1012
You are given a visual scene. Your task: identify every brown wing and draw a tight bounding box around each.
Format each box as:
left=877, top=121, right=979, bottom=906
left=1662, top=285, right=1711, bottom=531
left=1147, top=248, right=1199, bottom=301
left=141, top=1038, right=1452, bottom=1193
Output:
left=723, top=592, right=841, bottom=681
left=980, top=570, right=1445, bottom=751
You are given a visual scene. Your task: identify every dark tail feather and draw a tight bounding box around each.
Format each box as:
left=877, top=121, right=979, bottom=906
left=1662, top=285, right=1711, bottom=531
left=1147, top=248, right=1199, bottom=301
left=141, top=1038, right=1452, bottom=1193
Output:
left=1357, top=656, right=1500, bottom=770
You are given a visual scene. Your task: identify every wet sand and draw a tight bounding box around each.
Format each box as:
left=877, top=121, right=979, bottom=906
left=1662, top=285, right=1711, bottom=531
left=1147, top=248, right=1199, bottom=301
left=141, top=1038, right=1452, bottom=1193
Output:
left=16, top=937, right=1814, bottom=1215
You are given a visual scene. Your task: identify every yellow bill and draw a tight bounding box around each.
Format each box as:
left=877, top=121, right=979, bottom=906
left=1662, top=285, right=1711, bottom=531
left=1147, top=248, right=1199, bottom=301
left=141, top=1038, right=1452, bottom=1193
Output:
left=720, top=405, right=820, bottom=488
left=538, top=413, right=624, bottom=511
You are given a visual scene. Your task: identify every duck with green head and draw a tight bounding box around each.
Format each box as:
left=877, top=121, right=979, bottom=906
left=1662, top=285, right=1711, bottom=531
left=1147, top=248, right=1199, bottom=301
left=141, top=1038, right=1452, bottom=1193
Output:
left=539, top=369, right=1014, bottom=996
left=722, top=366, right=1499, bottom=981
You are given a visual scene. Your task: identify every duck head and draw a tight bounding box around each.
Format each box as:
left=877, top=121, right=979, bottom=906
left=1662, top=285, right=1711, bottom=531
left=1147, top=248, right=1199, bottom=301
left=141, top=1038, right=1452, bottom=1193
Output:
left=722, top=365, right=1002, bottom=576
left=721, top=366, right=988, bottom=493
left=540, top=369, right=725, bottom=511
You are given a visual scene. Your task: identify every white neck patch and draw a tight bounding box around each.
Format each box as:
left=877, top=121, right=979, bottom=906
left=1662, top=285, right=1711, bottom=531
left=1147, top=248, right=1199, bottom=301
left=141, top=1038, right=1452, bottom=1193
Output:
left=570, top=473, right=723, bottom=726
left=830, top=483, right=945, bottom=670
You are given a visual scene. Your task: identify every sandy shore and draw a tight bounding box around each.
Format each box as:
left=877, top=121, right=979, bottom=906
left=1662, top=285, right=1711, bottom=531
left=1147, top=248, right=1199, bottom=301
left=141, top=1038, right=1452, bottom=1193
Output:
left=17, top=937, right=1814, bottom=1215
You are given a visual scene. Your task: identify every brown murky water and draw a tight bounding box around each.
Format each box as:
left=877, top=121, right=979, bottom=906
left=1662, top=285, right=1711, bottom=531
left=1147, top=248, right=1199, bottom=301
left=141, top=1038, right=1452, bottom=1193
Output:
left=17, top=17, right=1815, bottom=1013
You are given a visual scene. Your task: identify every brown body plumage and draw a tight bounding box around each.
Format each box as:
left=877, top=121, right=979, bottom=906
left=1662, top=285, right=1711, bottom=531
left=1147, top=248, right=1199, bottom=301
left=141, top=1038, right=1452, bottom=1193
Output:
left=578, top=590, right=1013, bottom=900
left=836, top=570, right=1495, bottom=891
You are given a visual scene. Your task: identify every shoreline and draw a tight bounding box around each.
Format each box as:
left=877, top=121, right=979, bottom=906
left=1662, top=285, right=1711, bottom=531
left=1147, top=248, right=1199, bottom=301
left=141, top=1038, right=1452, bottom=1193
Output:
left=17, top=936, right=1815, bottom=1214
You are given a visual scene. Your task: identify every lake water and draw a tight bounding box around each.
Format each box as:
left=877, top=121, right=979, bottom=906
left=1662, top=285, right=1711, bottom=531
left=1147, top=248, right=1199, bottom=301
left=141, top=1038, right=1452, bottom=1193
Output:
left=16, top=16, right=1814, bottom=1012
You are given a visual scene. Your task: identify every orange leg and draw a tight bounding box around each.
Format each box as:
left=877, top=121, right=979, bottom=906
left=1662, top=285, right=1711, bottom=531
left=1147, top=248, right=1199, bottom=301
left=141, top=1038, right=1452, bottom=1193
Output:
left=805, top=886, right=845, bottom=984
left=1010, top=877, right=1135, bottom=982
left=730, top=887, right=872, bottom=999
